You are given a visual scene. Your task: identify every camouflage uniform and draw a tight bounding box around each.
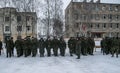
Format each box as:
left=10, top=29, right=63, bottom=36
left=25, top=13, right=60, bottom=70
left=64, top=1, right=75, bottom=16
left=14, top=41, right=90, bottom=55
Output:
left=15, top=38, right=22, bottom=57
left=59, top=37, right=66, bottom=56
left=6, top=39, right=12, bottom=57
left=111, top=38, right=119, bottom=58
left=9, top=37, right=14, bottom=56
left=76, top=38, right=81, bottom=59
left=31, top=37, right=38, bottom=57
left=101, top=38, right=106, bottom=55
left=24, top=37, right=31, bottom=57
left=90, top=38, right=95, bottom=55
left=38, top=38, right=45, bottom=57
left=81, top=37, right=87, bottom=56
left=68, top=37, right=74, bottom=56
left=45, top=37, right=52, bottom=57
left=0, top=40, right=2, bottom=55
left=52, top=37, right=59, bottom=56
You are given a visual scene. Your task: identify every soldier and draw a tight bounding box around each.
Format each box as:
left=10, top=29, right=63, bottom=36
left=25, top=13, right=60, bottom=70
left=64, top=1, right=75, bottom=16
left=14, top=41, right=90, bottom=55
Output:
left=111, top=37, right=119, bottom=58
left=31, top=37, right=38, bottom=57
left=73, top=37, right=77, bottom=54
left=52, top=36, right=59, bottom=56
left=6, top=38, right=12, bottom=57
left=45, top=36, right=52, bottom=57
left=10, top=37, right=14, bottom=56
left=15, top=36, right=22, bottom=57
left=90, top=37, right=95, bottom=55
left=59, top=37, right=66, bottom=56
left=24, top=36, right=31, bottom=57
left=0, top=39, right=2, bottom=55
left=101, top=38, right=106, bottom=55
left=23, top=38, right=28, bottom=57
left=20, top=39, right=24, bottom=56
left=81, top=37, right=87, bottom=56
left=68, top=37, right=74, bottom=56
left=76, top=37, right=81, bottom=59
left=38, top=38, right=45, bottom=57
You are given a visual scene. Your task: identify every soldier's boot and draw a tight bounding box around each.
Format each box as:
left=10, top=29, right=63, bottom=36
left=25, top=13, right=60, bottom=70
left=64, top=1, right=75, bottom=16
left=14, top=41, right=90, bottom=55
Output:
left=47, top=52, right=51, bottom=57
left=76, top=55, right=80, bottom=59
left=9, top=52, right=11, bottom=58
left=40, top=54, right=44, bottom=57
left=111, top=54, right=114, bottom=57
left=0, top=50, right=1, bottom=55
left=6, top=54, right=8, bottom=58
left=70, top=53, right=73, bottom=56
left=116, top=55, right=118, bottom=58
left=116, top=53, right=119, bottom=58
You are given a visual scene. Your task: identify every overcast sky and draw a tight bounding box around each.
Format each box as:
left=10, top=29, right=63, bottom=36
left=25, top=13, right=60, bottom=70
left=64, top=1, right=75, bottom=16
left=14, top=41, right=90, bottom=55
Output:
left=63, top=0, right=120, bottom=10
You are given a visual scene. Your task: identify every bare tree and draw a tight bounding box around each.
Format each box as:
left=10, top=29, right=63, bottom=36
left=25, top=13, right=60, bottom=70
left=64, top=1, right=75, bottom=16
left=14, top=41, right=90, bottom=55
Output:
left=42, top=0, right=64, bottom=37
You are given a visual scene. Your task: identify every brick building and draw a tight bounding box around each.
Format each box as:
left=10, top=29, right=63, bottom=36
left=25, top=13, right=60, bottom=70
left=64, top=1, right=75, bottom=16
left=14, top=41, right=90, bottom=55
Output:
left=0, top=7, right=37, bottom=41
left=65, top=0, right=120, bottom=38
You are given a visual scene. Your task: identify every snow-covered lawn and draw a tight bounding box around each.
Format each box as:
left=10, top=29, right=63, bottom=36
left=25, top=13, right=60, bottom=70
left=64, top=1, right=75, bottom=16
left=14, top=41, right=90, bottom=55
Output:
left=0, top=48, right=120, bottom=73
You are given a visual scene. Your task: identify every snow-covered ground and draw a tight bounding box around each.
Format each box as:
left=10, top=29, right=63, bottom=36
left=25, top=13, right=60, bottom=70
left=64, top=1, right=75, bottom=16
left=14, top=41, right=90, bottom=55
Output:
left=0, top=48, right=120, bottom=73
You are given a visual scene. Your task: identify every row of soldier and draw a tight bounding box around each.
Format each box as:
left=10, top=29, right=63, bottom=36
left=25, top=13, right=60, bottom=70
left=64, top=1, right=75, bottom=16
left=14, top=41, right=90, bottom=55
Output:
left=4, top=36, right=66, bottom=58
left=0, top=36, right=95, bottom=59
left=101, top=37, right=120, bottom=58
left=0, top=37, right=95, bottom=59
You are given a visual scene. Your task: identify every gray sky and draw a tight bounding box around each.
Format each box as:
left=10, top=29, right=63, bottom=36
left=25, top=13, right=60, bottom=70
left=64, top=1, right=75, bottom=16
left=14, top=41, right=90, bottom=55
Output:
left=63, top=0, right=120, bottom=10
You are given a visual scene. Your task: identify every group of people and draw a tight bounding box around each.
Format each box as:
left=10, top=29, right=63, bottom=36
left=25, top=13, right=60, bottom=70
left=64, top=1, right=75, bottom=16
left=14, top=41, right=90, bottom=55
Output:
left=0, top=36, right=120, bottom=59
left=1, top=36, right=67, bottom=58
left=101, top=37, right=120, bottom=58
left=0, top=36, right=95, bottom=59
left=68, top=37, right=95, bottom=59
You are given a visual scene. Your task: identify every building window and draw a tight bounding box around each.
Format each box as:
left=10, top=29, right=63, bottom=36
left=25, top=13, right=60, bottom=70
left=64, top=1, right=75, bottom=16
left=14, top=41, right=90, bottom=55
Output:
left=103, top=14, right=106, bottom=19
left=5, top=26, right=10, bottom=32
left=5, top=17, right=10, bottom=22
left=17, top=16, right=21, bottom=22
left=110, top=23, right=112, bottom=28
left=109, top=5, right=112, bottom=11
left=74, top=14, right=78, bottom=20
left=116, top=15, right=119, bottom=20
left=17, top=26, right=22, bottom=31
left=97, top=24, right=100, bottom=28
left=102, top=6, right=106, bottom=11
left=83, top=15, right=86, bottom=20
left=115, top=6, right=118, bottom=11
left=96, top=14, right=99, bottom=20
left=26, top=16, right=30, bottom=21
left=103, top=23, right=106, bottom=28
left=117, top=23, right=119, bottom=28
left=75, top=23, right=79, bottom=28
left=26, top=26, right=30, bottom=31
left=117, top=33, right=119, bottom=37
left=90, top=24, right=93, bottom=28
left=109, top=15, right=112, bottom=20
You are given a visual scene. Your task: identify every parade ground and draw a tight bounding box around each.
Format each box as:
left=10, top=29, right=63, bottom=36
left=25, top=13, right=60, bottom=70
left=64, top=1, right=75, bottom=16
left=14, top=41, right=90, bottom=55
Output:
left=0, top=48, right=120, bottom=73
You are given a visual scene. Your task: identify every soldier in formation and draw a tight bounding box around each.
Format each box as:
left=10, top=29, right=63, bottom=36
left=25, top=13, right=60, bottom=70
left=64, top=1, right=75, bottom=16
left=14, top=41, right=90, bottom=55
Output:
left=38, top=38, right=45, bottom=57
left=3, top=35, right=120, bottom=59
left=15, top=36, right=23, bottom=57
left=52, top=36, right=59, bottom=56
left=6, top=37, right=15, bottom=57
left=0, top=39, right=2, bottom=55
left=100, top=37, right=120, bottom=58
left=31, top=37, right=38, bottom=57
left=76, top=37, right=81, bottom=59
left=68, top=36, right=95, bottom=59
left=59, top=37, right=66, bottom=56
left=68, top=37, right=74, bottom=56
left=45, top=36, right=52, bottom=57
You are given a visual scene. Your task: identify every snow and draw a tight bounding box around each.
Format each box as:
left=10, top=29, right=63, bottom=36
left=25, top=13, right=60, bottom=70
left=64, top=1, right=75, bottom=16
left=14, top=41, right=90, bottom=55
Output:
left=0, top=48, right=120, bottom=73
